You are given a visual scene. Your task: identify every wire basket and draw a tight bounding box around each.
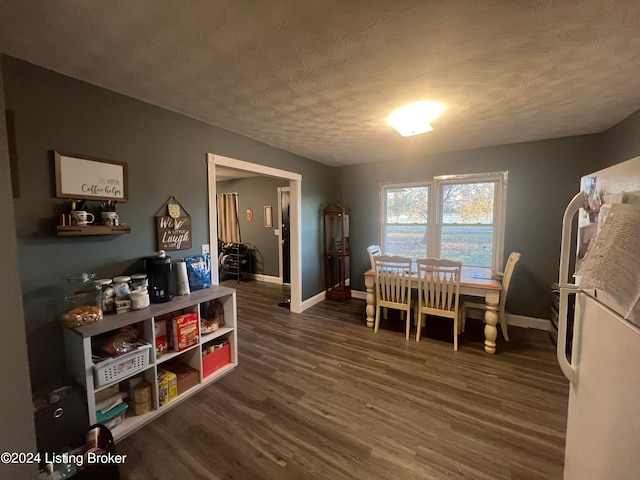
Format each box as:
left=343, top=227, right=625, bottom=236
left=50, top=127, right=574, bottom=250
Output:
left=93, top=342, right=152, bottom=388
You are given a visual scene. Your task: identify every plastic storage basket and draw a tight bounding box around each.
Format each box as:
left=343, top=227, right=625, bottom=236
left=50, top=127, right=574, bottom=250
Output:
left=93, top=342, right=152, bottom=388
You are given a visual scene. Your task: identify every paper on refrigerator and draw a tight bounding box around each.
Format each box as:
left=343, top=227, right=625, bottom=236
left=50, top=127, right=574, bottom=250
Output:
left=579, top=203, right=640, bottom=325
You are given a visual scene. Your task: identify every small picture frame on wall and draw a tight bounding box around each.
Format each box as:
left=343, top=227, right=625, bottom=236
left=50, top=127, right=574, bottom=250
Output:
left=264, top=205, right=272, bottom=228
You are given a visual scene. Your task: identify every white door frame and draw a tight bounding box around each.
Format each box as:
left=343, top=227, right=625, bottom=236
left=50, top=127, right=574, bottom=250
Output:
left=207, top=154, right=303, bottom=313
left=277, top=186, right=291, bottom=285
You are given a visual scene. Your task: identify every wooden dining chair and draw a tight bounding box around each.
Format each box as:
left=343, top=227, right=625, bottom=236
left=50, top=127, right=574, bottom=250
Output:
left=373, top=255, right=413, bottom=340
left=415, top=258, right=462, bottom=350
left=367, top=244, right=381, bottom=270
left=461, top=252, right=521, bottom=341
left=368, top=245, right=395, bottom=319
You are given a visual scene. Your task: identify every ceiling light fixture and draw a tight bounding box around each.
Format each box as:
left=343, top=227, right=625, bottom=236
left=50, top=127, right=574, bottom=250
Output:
left=387, top=101, right=445, bottom=137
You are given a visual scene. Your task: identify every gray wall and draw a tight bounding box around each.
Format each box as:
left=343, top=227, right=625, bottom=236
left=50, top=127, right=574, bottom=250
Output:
left=2, top=56, right=335, bottom=387
left=217, top=176, right=289, bottom=277
left=600, top=109, right=640, bottom=167
left=337, top=135, right=604, bottom=320
left=0, top=57, right=39, bottom=480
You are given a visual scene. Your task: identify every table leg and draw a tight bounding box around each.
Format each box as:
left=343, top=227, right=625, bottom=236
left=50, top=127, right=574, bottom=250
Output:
left=365, top=275, right=375, bottom=328
left=483, top=291, right=500, bottom=354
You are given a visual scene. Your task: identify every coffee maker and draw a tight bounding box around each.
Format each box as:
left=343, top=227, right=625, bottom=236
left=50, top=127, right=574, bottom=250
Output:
left=145, top=251, right=173, bottom=303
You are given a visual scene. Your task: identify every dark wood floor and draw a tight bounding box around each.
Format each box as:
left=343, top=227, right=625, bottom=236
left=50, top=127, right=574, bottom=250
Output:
left=118, top=280, right=569, bottom=480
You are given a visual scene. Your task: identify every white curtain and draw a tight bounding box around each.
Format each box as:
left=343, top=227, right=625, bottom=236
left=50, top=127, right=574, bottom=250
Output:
left=217, top=193, right=240, bottom=243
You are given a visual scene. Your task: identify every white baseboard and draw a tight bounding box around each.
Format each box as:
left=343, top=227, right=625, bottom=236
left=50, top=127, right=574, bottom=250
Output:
left=248, top=273, right=282, bottom=284
left=351, top=290, right=552, bottom=332
left=505, top=314, right=553, bottom=331
left=458, top=306, right=552, bottom=331
left=300, top=290, right=327, bottom=312
left=351, top=290, right=366, bottom=300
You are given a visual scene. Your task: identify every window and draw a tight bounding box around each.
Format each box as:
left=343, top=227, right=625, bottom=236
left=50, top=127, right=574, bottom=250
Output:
left=383, top=185, right=430, bottom=259
left=380, top=172, right=507, bottom=269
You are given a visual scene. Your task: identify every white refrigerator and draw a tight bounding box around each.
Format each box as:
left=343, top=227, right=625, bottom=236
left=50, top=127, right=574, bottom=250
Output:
left=557, top=156, right=640, bottom=480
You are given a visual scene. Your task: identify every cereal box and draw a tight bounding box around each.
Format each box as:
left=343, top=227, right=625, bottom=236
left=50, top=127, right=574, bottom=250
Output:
left=171, top=312, right=199, bottom=352
left=157, top=369, right=178, bottom=406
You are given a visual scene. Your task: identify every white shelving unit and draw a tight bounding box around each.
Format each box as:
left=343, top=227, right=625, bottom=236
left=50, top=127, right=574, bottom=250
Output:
left=64, top=286, right=237, bottom=442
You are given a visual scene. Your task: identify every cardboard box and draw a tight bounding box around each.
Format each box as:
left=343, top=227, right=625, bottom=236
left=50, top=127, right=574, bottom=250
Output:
left=157, top=371, right=168, bottom=407
left=94, top=383, right=119, bottom=404
left=157, top=369, right=177, bottom=406
left=165, top=362, right=199, bottom=395
left=154, top=316, right=168, bottom=337
left=202, top=343, right=231, bottom=378
left=171, top=312, right=199, bottom=351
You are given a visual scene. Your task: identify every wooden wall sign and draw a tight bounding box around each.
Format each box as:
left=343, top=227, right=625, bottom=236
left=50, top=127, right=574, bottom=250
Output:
left=54, top=151, right=129, bottom=201
left=156, top=197, right=192, bottom=251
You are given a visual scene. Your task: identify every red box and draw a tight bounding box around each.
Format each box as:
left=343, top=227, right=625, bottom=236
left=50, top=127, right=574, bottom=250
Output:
left=172, top=312, right=199, bottom=351
left=202, top=343, right=231, bottom=378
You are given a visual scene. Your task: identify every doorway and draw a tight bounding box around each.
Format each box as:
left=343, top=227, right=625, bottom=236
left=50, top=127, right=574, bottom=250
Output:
left=278, top=187, right=291, bottom=285
left=207, top=154, right=302, bottom=313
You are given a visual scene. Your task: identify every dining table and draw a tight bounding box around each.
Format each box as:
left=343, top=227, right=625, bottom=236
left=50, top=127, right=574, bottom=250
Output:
left=363, top=265, right=502, bottom=354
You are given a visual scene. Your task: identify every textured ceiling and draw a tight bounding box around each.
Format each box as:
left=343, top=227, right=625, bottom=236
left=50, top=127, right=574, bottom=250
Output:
left=1, top=1, right=640, bottom=167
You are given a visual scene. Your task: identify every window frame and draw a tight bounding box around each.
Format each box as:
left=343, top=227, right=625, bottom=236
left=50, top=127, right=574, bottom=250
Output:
left=379, top=171, right=508, bottom=270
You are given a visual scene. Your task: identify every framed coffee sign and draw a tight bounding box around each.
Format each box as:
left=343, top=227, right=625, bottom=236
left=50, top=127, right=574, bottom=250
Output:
left=54, top=151, right=129, bottom=201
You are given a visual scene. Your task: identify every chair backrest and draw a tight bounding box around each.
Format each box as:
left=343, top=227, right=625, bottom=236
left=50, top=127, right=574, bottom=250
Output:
left=499, top=252, right=521, bottom=314
left=367, top=245, right=381, bottom=270
left=373, top=255, right=412, bottom=305
left=416, top=258, right=462, bottom=315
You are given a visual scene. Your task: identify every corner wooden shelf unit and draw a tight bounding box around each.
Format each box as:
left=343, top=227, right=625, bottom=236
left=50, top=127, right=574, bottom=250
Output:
left=63, top=286, right=238, bottom=442
left=56, top=225, right=131, bottom=236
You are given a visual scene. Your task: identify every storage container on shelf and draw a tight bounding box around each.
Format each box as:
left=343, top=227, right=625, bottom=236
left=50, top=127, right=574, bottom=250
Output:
left=97, top=278, right=115, bottom=314
left=62, top=273, right=103, bottom=327
left=113, top=276, right=132, bottom=297
left=131, top=273, right=148, bottom=291
left=130, top=289, right=150, bottom=310
left=93, top=342, right=152, bottom=388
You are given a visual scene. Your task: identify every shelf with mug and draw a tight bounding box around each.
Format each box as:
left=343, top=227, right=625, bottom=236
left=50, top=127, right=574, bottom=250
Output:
left=56, top=225, right=131, bottom=236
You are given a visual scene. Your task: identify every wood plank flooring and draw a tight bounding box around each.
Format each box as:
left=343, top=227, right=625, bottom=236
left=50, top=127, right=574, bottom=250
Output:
left=118, top=280, right=569, bottom=479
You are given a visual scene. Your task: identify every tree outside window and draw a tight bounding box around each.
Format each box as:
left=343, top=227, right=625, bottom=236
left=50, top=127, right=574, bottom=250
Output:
left=380, top=173, right=507, bottom=269
left=384, top=185, right=429, bottom=259
left=440, top=182, right=495, bottom=267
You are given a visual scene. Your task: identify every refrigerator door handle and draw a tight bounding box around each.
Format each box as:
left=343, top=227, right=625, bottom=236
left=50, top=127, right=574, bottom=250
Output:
left=558, top=191, right=584, bottom=384
left=559, top=191, right=586, bottom=288
left=557, top=286, right=577, bottom=383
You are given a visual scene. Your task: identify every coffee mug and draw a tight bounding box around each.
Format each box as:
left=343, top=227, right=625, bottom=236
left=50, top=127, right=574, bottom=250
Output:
left=71, top=211, right=95, bottom=226
left=101, top=211, right=119, bottom=226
